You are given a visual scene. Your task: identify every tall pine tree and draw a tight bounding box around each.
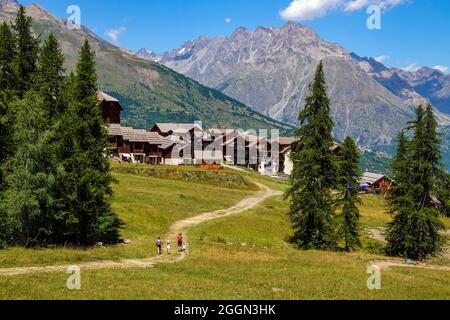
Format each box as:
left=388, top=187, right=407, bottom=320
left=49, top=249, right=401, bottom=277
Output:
left=336, top=137, right=361, bottom=252
left=12, top=5, right=38, bottom=97
left=33, top=33, right=66, bottom=118
left=61, top=39, right=121, bottom=245
left=0, top=22, right=17, bottom=192
left=0, top=22, right=17, bottom=98
left=386, top=105, right=446, bottom=260
left=286, top=61, right=337, bottom=250
left=0, top=22, right=17, bottom=245
left=388, top=131, right=412, bottom=214
left=5, top=92, right=61, bottom=246
left=5, top=34, right=69, bottom=246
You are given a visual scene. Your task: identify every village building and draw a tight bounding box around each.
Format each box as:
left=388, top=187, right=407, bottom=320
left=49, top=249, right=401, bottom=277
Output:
left=97, top=91, right=304, bottom=175
left=360, top=172, right=394, bottom=196
left=280, top=142, right=341, bottom=176
left=98, top=92, right=181, bottom=165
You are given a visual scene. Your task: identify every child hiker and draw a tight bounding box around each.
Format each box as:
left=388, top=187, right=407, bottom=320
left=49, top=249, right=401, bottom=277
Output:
left=167, top=240, right=171, bottom=255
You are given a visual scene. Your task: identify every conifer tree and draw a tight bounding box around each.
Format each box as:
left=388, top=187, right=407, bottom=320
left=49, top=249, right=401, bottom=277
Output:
left=286, top=61, right=337, bottom=250
left=0, top=22, right=17, bottom=192
left=12, top=5, right=38, bottom=96
left=386, top=105, right=446, bottom=260
left=34, top=33, right=66, bottom=118
left=336, top=137, right=361, bottom=251
left=388, top=131, right=412, bottom=214
left=0, top=22, right=17, bottom=244
left=61, top=39, right=121, bottom=245
left=0, top=22, right=17, bottom=98
left=5, top=92, right=61, bottom=245
left=4, top=34, right=69, bottom=245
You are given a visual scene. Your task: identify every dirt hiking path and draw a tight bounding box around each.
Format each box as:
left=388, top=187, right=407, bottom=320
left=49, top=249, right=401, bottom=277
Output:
left=0, top=182, right=281, bottom=277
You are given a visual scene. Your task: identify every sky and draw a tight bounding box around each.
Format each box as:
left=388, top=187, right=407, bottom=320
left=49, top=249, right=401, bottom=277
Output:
left=20, top=0, right=450, bottom=73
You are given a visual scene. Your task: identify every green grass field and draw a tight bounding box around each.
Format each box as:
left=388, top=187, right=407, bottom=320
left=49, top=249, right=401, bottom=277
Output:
left=0, top=170, right=253, bottom=269
left=0, top=166, right=449, bottom=300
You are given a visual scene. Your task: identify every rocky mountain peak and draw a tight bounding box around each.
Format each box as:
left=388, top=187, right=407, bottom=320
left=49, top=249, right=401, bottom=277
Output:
left=0, top=0, right=18, bottom=7
left=281, top=21, right=314, bottom=32
left=136, top=48, right=160, bottom=62
left=231, top=26, right=251, bottom=39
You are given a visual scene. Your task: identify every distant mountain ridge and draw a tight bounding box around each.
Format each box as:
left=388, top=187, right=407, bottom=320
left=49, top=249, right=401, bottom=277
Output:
left=0, top=4, right=293, bottom=134
left=353, top=54, right=450, bottom=115
left=137, top=23, right=450, bottom=148
left=0, top=0, right=17, bottom=6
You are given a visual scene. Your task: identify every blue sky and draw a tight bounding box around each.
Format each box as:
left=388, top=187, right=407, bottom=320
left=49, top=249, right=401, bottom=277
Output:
left=21, top=0, right=450, bottom=72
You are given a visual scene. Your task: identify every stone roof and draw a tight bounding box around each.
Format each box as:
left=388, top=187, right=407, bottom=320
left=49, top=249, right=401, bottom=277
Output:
left=153, top=123, right=203, bottom=134
left=107, top=124, right=174, bottom=148
left=360, top=172, right=386, bottom=185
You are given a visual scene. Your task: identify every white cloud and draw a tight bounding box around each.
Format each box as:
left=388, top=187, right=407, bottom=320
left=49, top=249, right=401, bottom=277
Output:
left=374, top=55, right=389, bottom=63
left=106, top=27, right=126, bottom=45
left=225, top=18, right=232, bottom=24
left=280, top=0, right=410, bottom=21
left=402, top=63, right=420, bottom=72
left=433, top=65, right=449, bottom=74
left=280, top=0, right=342, bottom=21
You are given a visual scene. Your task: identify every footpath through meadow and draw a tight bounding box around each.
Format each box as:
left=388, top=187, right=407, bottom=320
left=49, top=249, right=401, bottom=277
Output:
left=0, top=182, right=281, bottom=277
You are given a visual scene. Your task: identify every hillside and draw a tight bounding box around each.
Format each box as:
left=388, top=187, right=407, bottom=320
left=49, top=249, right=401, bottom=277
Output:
left=0, top=3, right=293, bottom=133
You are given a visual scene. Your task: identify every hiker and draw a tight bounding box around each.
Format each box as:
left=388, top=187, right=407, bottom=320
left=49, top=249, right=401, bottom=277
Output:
left=177, top=233, right=183, bottom=252
left=167, top=240, right=171, bottom=255
left=156, top=237, right=162, bottom=255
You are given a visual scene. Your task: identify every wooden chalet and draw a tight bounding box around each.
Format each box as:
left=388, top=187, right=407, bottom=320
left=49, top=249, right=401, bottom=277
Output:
left=98, top=92, right=122, bottom=125
left=360, top=172, right=394, bottom=196
left=98, top=92, right=186, bottom=165
left=97, top=92, right=328, bottom=173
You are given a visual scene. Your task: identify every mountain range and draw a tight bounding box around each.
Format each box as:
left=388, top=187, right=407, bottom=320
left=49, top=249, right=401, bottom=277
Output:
left=1, top=2, right=449, bottom=170
left=137, top=23, right=450, bottom=148
left=0, top=2, right=292, bottom=133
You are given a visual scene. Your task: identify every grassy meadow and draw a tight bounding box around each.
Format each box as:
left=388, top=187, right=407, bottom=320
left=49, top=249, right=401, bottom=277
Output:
left=0, top=165, right=449, bottom=300
left=0, top=168, right=254, bottom=269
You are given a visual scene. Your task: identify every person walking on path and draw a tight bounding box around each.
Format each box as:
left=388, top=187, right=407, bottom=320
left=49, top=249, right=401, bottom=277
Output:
left=167, top=240, right=171, bottom=255
left=177, top=233, right=183, bottom=252
left=156, top=237, right=162, bottom=255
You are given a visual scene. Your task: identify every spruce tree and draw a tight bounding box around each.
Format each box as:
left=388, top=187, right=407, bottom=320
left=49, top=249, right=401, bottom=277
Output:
left=5, top=34, right=74, bottom=246
left=388, top=131, right=412, bottom=214
left=386, top=105, right=446, bottom=260
left=5, top=92, right=61, bottom=245
left=0, top=22, right=17, bottom=245
left=62, top=39, right=121, bottom=245
left=34, top=33, right=66, bottom=118
left=0, top=22, right=17, bottom=97
left=286, top=61, right=337, bottom=250
left=12, top=5, right=39, bottom=96
left=0, top=22, right=17, bottom=191
left=336, top=137, right=361, bottom=252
